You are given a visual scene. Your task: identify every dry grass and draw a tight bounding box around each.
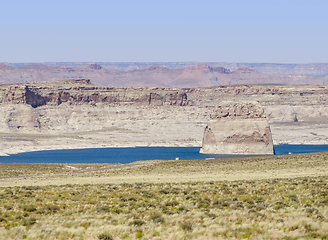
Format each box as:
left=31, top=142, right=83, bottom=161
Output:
left=0, top=152, right=328, bottom=239
left=0, top=163, right=117, bottom=178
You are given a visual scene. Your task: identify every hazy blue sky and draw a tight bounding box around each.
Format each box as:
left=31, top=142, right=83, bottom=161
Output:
left=1, top=0, right=327, bottom=63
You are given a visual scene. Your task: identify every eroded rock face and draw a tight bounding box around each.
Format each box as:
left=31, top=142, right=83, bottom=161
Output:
left=200, top=102, right=274, bottom=155
left=2, top=105, right=41, bottom=132
left=0, top=79, right=190, bottom=108
left=0, top=81, right=327, bottom=151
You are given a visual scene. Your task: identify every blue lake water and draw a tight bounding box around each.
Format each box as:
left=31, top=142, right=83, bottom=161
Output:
left=0, top=145, right=327, bottom=164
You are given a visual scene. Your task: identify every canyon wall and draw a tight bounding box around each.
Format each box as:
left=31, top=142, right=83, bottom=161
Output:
left=0, top=79, right=189, bottom=108
left=0, top=80, right=327, bottom=156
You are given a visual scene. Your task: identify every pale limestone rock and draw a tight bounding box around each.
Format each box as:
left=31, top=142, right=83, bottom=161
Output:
left=1, top=104, right=41, bottom=133
left=200, top=102, right=274, bottom=155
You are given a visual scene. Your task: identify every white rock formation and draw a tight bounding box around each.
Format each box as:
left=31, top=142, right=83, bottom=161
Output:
left=200, top=101, right=274, bottom=155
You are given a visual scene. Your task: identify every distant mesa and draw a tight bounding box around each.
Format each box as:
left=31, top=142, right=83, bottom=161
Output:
left=200, top=101, right=274, bottom=155
left=211, top=66, right=232, bottom=74
left=87, top=63, right=102, bottom=70
left=0, top=62, right=328, bottom=87
left=140, top=66, right=169, bottom=71
left=233, top=67, right=255, bottom=74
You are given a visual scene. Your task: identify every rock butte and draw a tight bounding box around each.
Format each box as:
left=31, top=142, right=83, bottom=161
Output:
left=200, top=102, right=274, bottom=155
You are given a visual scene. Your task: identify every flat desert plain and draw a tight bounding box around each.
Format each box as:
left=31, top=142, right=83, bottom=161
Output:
left=1, top=152, right=328, bottom=239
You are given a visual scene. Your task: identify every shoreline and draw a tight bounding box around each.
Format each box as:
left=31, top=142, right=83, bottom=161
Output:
left=1, top=119, right=328, bottom=157
left=1, top=142, right=328, bottom=158
left=0, top=142, right=202, bottom=157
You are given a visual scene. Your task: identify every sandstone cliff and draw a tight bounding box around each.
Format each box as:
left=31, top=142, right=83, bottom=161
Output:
left=0, top=80, right=327, bottom=156
left=200, top=102, right=274, bottom=155
left=0, top=79, right=189, bottom=108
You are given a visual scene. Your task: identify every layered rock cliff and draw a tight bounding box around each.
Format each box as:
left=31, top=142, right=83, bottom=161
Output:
left=0, top=79, right=189, bottom=108
left=200, top=102, right=274, bottom=155
left=0, top=80, right=327, bottom=156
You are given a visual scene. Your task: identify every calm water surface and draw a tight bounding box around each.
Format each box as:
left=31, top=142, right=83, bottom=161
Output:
left=0, top=145, right=327, bottom=164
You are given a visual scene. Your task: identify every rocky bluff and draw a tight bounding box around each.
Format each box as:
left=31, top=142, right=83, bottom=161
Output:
left=200, top=102, right=274, bottom=155
left=0, top=79, right=328, bottom=156
left=0, top=79, right=189, bottom=108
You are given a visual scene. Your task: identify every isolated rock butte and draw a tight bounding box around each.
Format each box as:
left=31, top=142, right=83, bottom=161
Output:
left=200, top=102, right=274, bottom=155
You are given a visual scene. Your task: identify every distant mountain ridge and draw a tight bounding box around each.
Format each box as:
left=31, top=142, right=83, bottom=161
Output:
left=4, top=62, right=328, bottom=77
left=0, top=63, right=327, bottom=88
